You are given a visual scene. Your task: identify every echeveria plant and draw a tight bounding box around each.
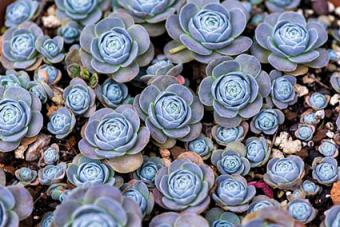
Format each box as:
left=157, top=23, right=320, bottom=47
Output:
left=248, top=195, right=280, bottom=213
left=150, top=212, right=209, bottom=227
left=252, top=12, right=329, bottom=73
left=312, top=157, right=340, bottom=185
left=134, top=76, right=203, bottom=148
left=79, top=105, right=150, bottom=159
left=47, top=107, right=76, bottom=139
left=264, top=155, right=305, bottom=190
left=212, top=174, right=256, bottom=213
left=79, top=12, right=154, bottom=82
left=211, top=122, right=248, bottom=146
left=287, top=199, right=317, bottom=224
left=55, top=0, right=111, bottom=26
left=57, top=21, right=81, bottom=44
left=153, top=158, right=214, bottom=213
left=205, top=207, right=241, bottom=227
left=318, top=139, right=338, bottom=158
left=113, top=0, right=185, bottom=37
left=34, top=64, right=62, bottom=85
left=0, top=86, right=43, bottom=152
left=27, top=81, right=53, bottom=104
left=306, top=92, right=329, bottom=110
left=211, top=142, right=250, bottom=176
left=198, top=55, right=271, bottom=128
left=133, top=156, right=164, bottom=188
left=265, top=0, right=301, bottom=12
left=0, top=70, right=30, bottom=89
left=0, top=185, right=33, bottom=226
left=301, top=180, right=320, bottom=196
left=5, top=0, right=39, bottom=27
left=185, top=134, right=214, bottom=160
left=15, top=167, right=38, bottom=186
left=53, top=184, right=142, bottom=226
left=245, top=137, right=271, bottom=167
left=165, top=0, right=251, bottom=63
left=324, top=205, right=340, bottom=227
left=1, top=22, right=43, bottom=71
left=38, top=162, right=67, bottom=185
left=294, top=124, right=315, bottom=141
left=250, top=108, right=285, bottom=135
left=41, top=144, right=60, bottom=165
left=64, top=78, right=96, bottom=117
left=36, top=36, right=65, bottom=64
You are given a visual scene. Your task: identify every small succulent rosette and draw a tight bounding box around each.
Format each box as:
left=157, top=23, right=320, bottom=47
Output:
left=305, top=92, right=330, bottom=110
left=53, top=184, right=142, bottom=227
left=113, top=0, right=185, bottom=37
left=212, top=174, right=256, bottom=213
left=79, top=105, right=150, bottom=161
left=165, top=0, right=251, bottom=64
left=122, top=179, right=154, bottom=217
left=47, top=183, right=70, bottom=202
left=34, top=64, right=62, bottom=85
left=39, top=144, right=60, bottom=166
left=250, top=108, right=285, bottom=135
left=0, top=185, right=33, bottom=226
left=27, top=81, right=54, bottom=104
left=95, top=78, right=131, bottom=109
left=55, top=0, right=111, bottom=26
left=38, top=162, right=67, bottom=185
left=245, top=137, right=271, bottom=167
left=247, top=195, right=280, bottom=214
left=150, top=212, right=209, bottom=227
left=15, top=167, right=38, bottom=186
left=269, top=70, right=298, bottom=109
left=324, top=205, right=340, bottom=227
left=205, top=207, right=241, bottom=226
left=252, top=12, right=329, bottom=73
left=66, top=154, right=122, bottom=187
left=0, top=87, right=43, bottom=153
left=39, top=212, right=54, bottom=227
left=294, top=124, right=315, bottom=141
left=318, top=139, right=338, bottom=158
left=153, top=158, right=215, bottom=213
left=312, top=157, right=340, bottom=186
left=132, top=156, right=164, bottom=188
left=5, top=0, right=40, bottom=27
left=47, top=107, right=76, bottom=139
left=265, top=0, right=300, bottom=12
left=36, top=36, right=65, bottom=64
left=211, top=142, right=250, bottom=176
left=287, top=199, right=317, bottom=224
left=57, top=21, right=81, bottom=44
left=185, top=134, right=214, bottom=160
left=264, top=155, right=305, bottom=190
left=212, top=122, right=248, bottom=146
left=64, top=78, right=96, bottom=117
left=300, top=110, right=323, bottom=125
left=79, top=12, right=154, bottom=83
left=1, top=22, right=43, bottom=71
left=301, top=180, right=320, bottom=197
left=134, top=76, right=204, bottom=148
left=0, top=70, right=30, bottom=89
left=198, top=55, right=271, bottom=128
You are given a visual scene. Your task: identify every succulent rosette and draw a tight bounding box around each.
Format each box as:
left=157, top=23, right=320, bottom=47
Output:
left=301, top=180, right=320, bottom=196
left=248, top=195, right=280, bottom=213
left=27, top=81, right=54, bottom=104
left=165, top=0, right=251, bottom=64
left=122, top=180, right=154, bottom=217
left=134, top=76, right=204, bottom=148
left=113, top=0, right=185, bottom=37
left=47, top=107, right=76, bottom=139
left=252, top=12, right=329, bottom=73
left=5, top=0, right=39, bottom=27
left=287, top=199, right=317, bottom=224
left=133, top=156, right=164, bottom=188
left=53, top=184, right=142, bottom=227
left=306, top=92, right=329, bottom=110
left=185, top=134, right=214, bottom=160
left=265, top=0, right=300, bottom=12
left=330, top=73, right=340, bottom=93
left=79, top=105, right=150, bottom=159
left=0, top=86, right=43, bottom=152
left=269, top=70, right=298, bottom=109
left=64, top=78, right=96, bottom=117
left=34, top=65, right=62, bottom=85
left=15, top=167, right=38, bottom=186
left=205, top=207, right=241, bottom=227
left=264, top=155, right=305, bottom=190
left=245, top=137, right=271, bottom=167
left=150, top=212, right=209, bottom=227
left=0, top=185, right=33, bottom=226
left=324, top=205, right=340, bottom=227
left=55, top=0, right=111, bottom=26
left=36, top=36, right=65, bottom=64
left=38, top=162, right=67, bottom=185
left=39, top=212, right=54, bottom=227
left=211, top=142, right=250, bottom=176
left=41, top=144, right=60, bottom=165
left=212, top=174, right=256, bottom=213
left=250, top=108, right=285, bottom=135
left=0, top=70, right=30, bottom=89
left=318, top=139, right=338, bottom=158
left=198, top=55, right=271, bottom=128
left=66, top=154, right=121, bottom=187
left=312, top=157, right=340, bottom=185
left=96, top=78, right=130, bottom=109
left=57, top=21, right=81, bottom=44
left=1, top=22, right=43, bottom=71
left=153, top=158, right=215, bottom=213
left=79, top=12, right=154, bottom=83
left=212, top=122, right=248, bottom=146
left=294, top=124, right=315, bottom=141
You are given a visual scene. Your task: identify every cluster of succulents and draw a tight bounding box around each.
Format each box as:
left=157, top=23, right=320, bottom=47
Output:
left=1, top=0, right=340, bottom=226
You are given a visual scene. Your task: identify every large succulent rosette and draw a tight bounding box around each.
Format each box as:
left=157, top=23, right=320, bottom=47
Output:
left=1, top=22, right=43, bottom=71
left=80, top=12, right=154, bottom=83
left=198, top=54, right=271, bottom=128
left=0, top=86, right=43, bottom=152
left=165, top=0, right=251, bottom=64
left=113, top=0, right=185, bottom=37
left=153, top=159, right=215, bottom=213
left=5, top=0, right=39, bottom=28
left=134, top=76, right=204, bottom=148
left=252, top=12, right=329, bottom=73
left=79, top=105, right=150, bottom=159
left=53, top=184, right=142, bottom=227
